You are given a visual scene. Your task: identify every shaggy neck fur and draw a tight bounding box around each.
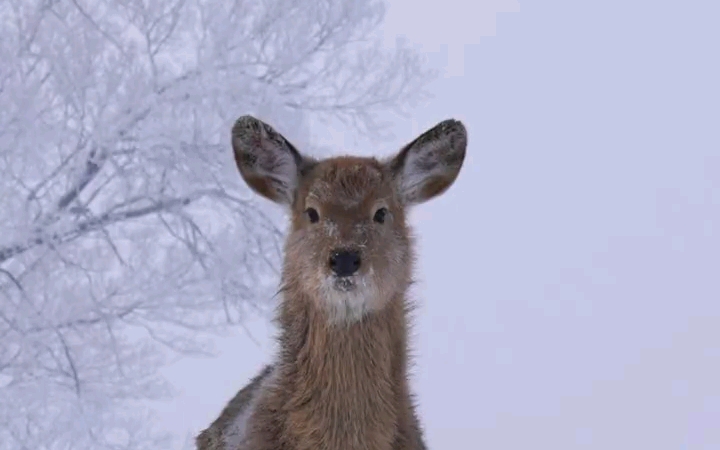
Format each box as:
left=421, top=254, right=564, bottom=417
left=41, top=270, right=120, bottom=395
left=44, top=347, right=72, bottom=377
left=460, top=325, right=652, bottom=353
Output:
left=245, top=280, right=422, bottom=450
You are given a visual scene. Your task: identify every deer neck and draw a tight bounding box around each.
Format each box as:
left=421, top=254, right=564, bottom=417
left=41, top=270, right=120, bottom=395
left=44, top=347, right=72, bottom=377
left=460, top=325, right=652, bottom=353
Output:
left=274, top=287, right=411, bottom=449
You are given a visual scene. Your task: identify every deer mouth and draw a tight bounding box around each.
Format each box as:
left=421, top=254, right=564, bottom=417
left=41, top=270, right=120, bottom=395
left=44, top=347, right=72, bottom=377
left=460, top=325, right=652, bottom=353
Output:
left=333, top=276, right=357, bottom=292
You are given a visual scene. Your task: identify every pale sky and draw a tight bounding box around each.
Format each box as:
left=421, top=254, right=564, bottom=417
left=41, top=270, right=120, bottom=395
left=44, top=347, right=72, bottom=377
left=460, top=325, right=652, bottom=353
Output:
left=155, top=1, right=720, bottom=448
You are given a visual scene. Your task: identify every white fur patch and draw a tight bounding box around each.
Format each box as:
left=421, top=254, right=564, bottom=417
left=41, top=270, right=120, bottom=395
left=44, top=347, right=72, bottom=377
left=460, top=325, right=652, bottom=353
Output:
left=223, top=368, right=276, bottom=450
left=323, top=220, right=339, bottom=237
left=318, top=270, right=379, bottom=324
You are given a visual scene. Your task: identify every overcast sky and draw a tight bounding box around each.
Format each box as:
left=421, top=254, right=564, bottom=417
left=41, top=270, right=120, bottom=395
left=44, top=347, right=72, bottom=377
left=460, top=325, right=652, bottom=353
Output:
left=155, top=1, right=720, bottom=448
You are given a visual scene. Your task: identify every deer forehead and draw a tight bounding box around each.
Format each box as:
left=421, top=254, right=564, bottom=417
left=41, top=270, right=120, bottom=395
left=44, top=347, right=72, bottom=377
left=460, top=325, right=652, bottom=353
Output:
left=302, top=157, right=389, bottom=208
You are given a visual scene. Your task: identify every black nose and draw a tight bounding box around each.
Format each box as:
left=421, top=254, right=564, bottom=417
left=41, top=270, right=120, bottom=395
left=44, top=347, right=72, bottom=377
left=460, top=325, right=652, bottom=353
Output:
left=329, top=249, right=361, bottom=277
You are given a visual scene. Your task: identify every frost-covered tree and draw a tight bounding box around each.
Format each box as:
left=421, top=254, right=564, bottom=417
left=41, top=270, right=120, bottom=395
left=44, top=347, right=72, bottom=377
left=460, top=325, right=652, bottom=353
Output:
left=0, top=0, right=433, bottom=448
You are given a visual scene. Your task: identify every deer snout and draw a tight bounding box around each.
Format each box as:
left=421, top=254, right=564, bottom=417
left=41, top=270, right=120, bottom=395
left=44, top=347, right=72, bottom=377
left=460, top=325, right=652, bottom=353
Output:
left=329, top=249, right=361, bottom=277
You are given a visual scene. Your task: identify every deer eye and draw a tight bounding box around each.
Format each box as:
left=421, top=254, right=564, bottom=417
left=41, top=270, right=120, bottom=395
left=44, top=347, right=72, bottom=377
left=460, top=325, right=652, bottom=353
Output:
left=373, top=207, right=388, bottom=224
left=305, top=207, right=320, bottom=223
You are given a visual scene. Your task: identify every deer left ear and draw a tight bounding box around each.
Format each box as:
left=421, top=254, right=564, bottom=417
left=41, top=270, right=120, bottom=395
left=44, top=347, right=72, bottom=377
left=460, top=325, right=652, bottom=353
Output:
left=386, top=119, right=467, bottom=206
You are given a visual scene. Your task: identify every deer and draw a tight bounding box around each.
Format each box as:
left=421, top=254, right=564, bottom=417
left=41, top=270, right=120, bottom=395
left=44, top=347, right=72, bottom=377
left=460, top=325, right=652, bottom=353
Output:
left=195, top=115, right=467, bottom=450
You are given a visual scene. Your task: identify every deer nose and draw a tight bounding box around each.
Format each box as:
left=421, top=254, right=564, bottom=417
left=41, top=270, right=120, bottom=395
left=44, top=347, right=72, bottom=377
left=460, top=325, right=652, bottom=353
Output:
left=329, top=249, right=361, bottom=277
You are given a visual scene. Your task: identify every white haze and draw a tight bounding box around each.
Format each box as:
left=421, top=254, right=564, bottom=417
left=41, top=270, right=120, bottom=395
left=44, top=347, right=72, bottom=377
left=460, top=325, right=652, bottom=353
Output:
left=2, top=0, right=718, bottom=449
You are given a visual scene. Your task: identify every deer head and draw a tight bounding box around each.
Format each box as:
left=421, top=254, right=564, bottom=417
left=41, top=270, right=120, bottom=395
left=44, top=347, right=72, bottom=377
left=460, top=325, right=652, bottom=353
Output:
left=231, top=116, right=467, bottom=324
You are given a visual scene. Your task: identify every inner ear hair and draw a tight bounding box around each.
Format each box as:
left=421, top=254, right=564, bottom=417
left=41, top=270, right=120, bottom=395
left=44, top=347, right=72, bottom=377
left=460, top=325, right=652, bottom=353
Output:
left=387, top=118, right=467, bottom=205
left=231, top=115, right=315, bottom=205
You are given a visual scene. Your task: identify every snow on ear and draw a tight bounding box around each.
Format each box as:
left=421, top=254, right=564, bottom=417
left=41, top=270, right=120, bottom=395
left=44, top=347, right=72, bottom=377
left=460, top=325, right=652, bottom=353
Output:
left=231, top=115, right=313, bottom=205
left=386, top=119, right=467, bottom=205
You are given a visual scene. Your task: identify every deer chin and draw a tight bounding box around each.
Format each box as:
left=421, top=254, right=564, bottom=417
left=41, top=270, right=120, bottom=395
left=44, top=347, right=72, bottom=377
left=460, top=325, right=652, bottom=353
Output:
left=318, top=272, right=380, bottom=325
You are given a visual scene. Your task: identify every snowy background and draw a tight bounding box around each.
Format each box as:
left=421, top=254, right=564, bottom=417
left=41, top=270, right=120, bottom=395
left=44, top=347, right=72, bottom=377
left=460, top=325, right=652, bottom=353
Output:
left=1, top=1, right=719, bottom=449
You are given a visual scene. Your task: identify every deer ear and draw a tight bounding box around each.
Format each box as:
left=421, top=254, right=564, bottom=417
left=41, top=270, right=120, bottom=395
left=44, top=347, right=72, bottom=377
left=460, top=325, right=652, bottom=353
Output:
left=231, top=116, right=313, bottom=205
left=386, top=119, right=467, bottom=206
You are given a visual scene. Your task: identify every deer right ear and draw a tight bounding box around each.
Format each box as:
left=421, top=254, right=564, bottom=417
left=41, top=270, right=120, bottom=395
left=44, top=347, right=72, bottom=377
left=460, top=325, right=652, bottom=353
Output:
left=231, top=116, right=312, bottom=205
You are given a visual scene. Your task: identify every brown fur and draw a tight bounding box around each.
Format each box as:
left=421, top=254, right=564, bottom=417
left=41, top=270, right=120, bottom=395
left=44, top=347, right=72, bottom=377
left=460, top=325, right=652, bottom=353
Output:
left=196, top=116, right=466, bottom=450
